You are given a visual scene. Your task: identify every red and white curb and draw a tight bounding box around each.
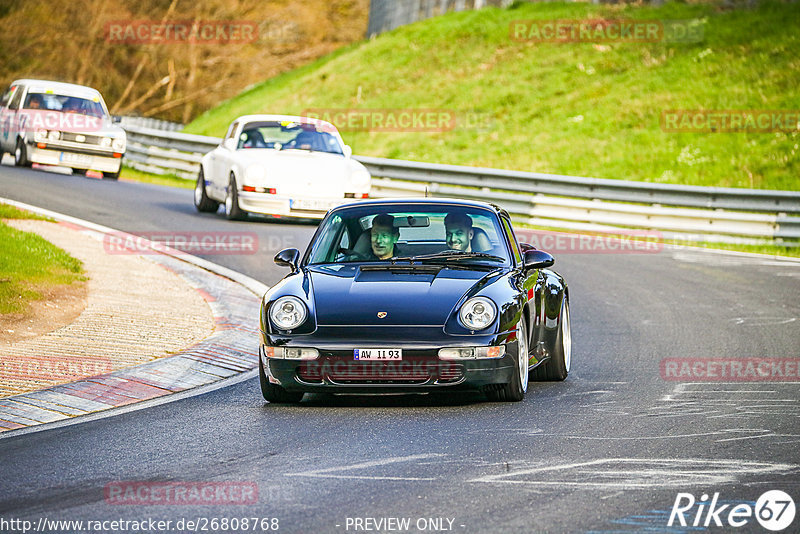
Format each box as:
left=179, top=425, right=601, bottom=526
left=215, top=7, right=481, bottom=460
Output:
left=0, top=198, right=268, bottom=435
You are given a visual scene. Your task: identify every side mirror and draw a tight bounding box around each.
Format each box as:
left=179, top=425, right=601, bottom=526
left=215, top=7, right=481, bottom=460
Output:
left=223, top=138, right=237, bottom=151
left=274, top=248, right=300, bottom=272
left=524, top=249, right=554, bottom=270
left=343, top=145, right=352, bottom=158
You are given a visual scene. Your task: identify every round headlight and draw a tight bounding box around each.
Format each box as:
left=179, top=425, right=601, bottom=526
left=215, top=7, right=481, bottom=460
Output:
left=459, top=297, right=496, bottom=331
left=34, top=129, right=48, bottom=141
left=48, top=130, right=60, bottom=141
left=269, top=296, right=307, bottom=330
left=112, top=137, right=125, bottom=151
left=100, top=137, right=112, bottom=147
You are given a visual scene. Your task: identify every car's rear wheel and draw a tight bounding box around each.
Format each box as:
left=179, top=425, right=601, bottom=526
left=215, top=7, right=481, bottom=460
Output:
left=14, top=139, right=30, bottom=167
left=487, top=315, right=528, bottom=402
left=259, top=358, right=304, bottom=403
left=194, top=168, right=220, bottom=213
left=531, top=296, right=571, bottom=381
left=225, top=175, right=246, bottom=220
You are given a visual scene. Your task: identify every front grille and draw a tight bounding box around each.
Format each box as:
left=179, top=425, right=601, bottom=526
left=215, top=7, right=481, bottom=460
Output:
left=61, top=132, right=103, bottom=145
left=296, top=361, right=464, bottom=385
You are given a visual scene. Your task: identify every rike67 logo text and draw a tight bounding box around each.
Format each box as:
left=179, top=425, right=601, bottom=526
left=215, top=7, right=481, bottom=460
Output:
left=669, top=490, right=795, bottom=531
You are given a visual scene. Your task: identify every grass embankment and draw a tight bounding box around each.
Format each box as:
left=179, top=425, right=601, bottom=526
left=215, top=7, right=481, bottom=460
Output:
left=185, top=1, right=800, bottom=191
left=0, top=204, right=85, bottom=315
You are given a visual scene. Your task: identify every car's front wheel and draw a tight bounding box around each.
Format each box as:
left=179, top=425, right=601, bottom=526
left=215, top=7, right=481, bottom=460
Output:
left=194, top=168, right=220, bottom=213
left=487, top=315, right=528, bottom=402
left=532, top=296, right=571, bottom=381
left=14, top=139, right=30, bottom=167
left=225, top=175, right=246, bottom=220
left=259, top=358, right=304, bottom=403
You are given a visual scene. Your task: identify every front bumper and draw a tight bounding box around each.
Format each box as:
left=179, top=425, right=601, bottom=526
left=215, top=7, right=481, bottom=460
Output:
left=237, top=192, right=355, bottom=219
left=261, top=345, right=517, bottom=394
left=27, top=142, right=122, bottom=173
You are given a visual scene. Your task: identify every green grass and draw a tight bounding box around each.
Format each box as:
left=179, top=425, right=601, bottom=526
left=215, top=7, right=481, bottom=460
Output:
left=184, top=1, right=800, bottom=190
left=0, top=208, right=85, bottom=315
left=0, top=203, right=51, bottom=221
left=119, top=165, right=194, bottom=189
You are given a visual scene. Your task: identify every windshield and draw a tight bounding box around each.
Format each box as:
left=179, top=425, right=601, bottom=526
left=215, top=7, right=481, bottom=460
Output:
left=23, top=92, right=106, bottom=118
left=237, top=120, right=343, bottom=155
left=307, top=205, right=510, bottom=265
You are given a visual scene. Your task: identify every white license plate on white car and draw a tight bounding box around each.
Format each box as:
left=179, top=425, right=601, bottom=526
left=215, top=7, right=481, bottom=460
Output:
left=59, top=152, right=92, bottom=165
left=290, top=198, right=337, bottom=212
left=354, top=348, right=403, bottom=361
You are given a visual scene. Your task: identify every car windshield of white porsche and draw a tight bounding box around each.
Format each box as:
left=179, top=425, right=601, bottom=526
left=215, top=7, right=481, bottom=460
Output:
left=307, top=207, right=510, bottom=264
left=237, top=121, right=342, bottom=154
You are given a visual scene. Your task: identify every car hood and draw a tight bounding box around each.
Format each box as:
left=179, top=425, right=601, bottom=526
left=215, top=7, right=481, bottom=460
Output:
left=308, top=265, right=494, bottom=326
left=234, top=150, right=365, bottom=183
left=19, top=110, right=124, bottom=137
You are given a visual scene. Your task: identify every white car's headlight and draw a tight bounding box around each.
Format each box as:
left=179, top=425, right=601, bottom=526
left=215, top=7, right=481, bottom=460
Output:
left=34, top=129, right=48, bottom=141
left=48, top=130, right=60, bottom=141
left=112, top=137, right=125, bottom=151
left=270, top=296, right=307, bottom=330
left=459, top=297, right=496, bottom=331
left=245, top=164, right=265, bottom=182
left=100, top=137, right=112, bottom=148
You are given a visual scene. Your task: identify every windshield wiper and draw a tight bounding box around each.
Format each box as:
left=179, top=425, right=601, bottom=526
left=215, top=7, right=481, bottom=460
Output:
left=392, top=251, right=505, bottom=264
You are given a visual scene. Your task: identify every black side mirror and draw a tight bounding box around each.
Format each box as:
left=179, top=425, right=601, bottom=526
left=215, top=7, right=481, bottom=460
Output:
left=524, top=249, right=554, bottom=270
left=274, top=248, right=300, bottom=272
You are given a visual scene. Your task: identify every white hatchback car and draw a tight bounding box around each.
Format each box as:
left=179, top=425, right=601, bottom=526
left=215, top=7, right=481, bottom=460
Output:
left=194, top=115, right=371, bottom=219
left=0, top=79, right=126, bottom=178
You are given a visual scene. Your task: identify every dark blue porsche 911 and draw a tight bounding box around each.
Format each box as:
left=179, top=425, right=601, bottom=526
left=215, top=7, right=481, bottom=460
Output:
left=258, top=198, right=571, bottom=402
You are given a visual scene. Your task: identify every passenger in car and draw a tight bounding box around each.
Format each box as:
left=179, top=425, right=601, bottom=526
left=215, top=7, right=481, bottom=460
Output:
left=445, top=212, right=474, bottom=252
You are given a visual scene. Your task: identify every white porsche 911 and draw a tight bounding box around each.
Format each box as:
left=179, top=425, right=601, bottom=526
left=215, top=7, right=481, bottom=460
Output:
left=194, top=114, right=371, bottom=220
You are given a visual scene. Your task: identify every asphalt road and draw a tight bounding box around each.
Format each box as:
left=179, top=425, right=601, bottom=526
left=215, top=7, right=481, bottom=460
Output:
left=1, top=164, right=799, bottom=534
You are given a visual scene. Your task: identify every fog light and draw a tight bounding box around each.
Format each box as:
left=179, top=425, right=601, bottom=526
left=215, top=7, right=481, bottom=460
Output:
left=439, top=346, right=505, bottom=360
left=264, top=346, right=319, bottom=360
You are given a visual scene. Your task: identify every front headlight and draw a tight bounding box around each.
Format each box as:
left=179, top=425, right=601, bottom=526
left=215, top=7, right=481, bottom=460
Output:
left=245, top=164, right=265, bottom=182
left=112, top=137, right=126, bottom=151
left=34, top=129, right=48, bottom=141
left=459, top=297, right=496, bottom=331
left=269, top=296, right=307, bottom=330
left=100, top=137, right=112, bottom=148
left=48, top=130, right=60, bottom=141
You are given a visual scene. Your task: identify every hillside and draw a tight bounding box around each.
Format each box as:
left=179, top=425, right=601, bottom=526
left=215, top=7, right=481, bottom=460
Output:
left=0, top=0, right=368, bottom=123
left=184, top=1, right=800, bottom=190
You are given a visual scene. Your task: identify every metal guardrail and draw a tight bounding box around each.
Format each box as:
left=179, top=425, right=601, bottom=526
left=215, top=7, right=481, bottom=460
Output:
left=120, top=124, right=800, bottom=243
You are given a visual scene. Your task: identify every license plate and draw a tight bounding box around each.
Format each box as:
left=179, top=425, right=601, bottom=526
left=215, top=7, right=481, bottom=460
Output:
left=59, top=152, right=92, bottom=165
left=354, top=348, right=402, bottom=361
left=290, top=198, right=337, bottom=211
